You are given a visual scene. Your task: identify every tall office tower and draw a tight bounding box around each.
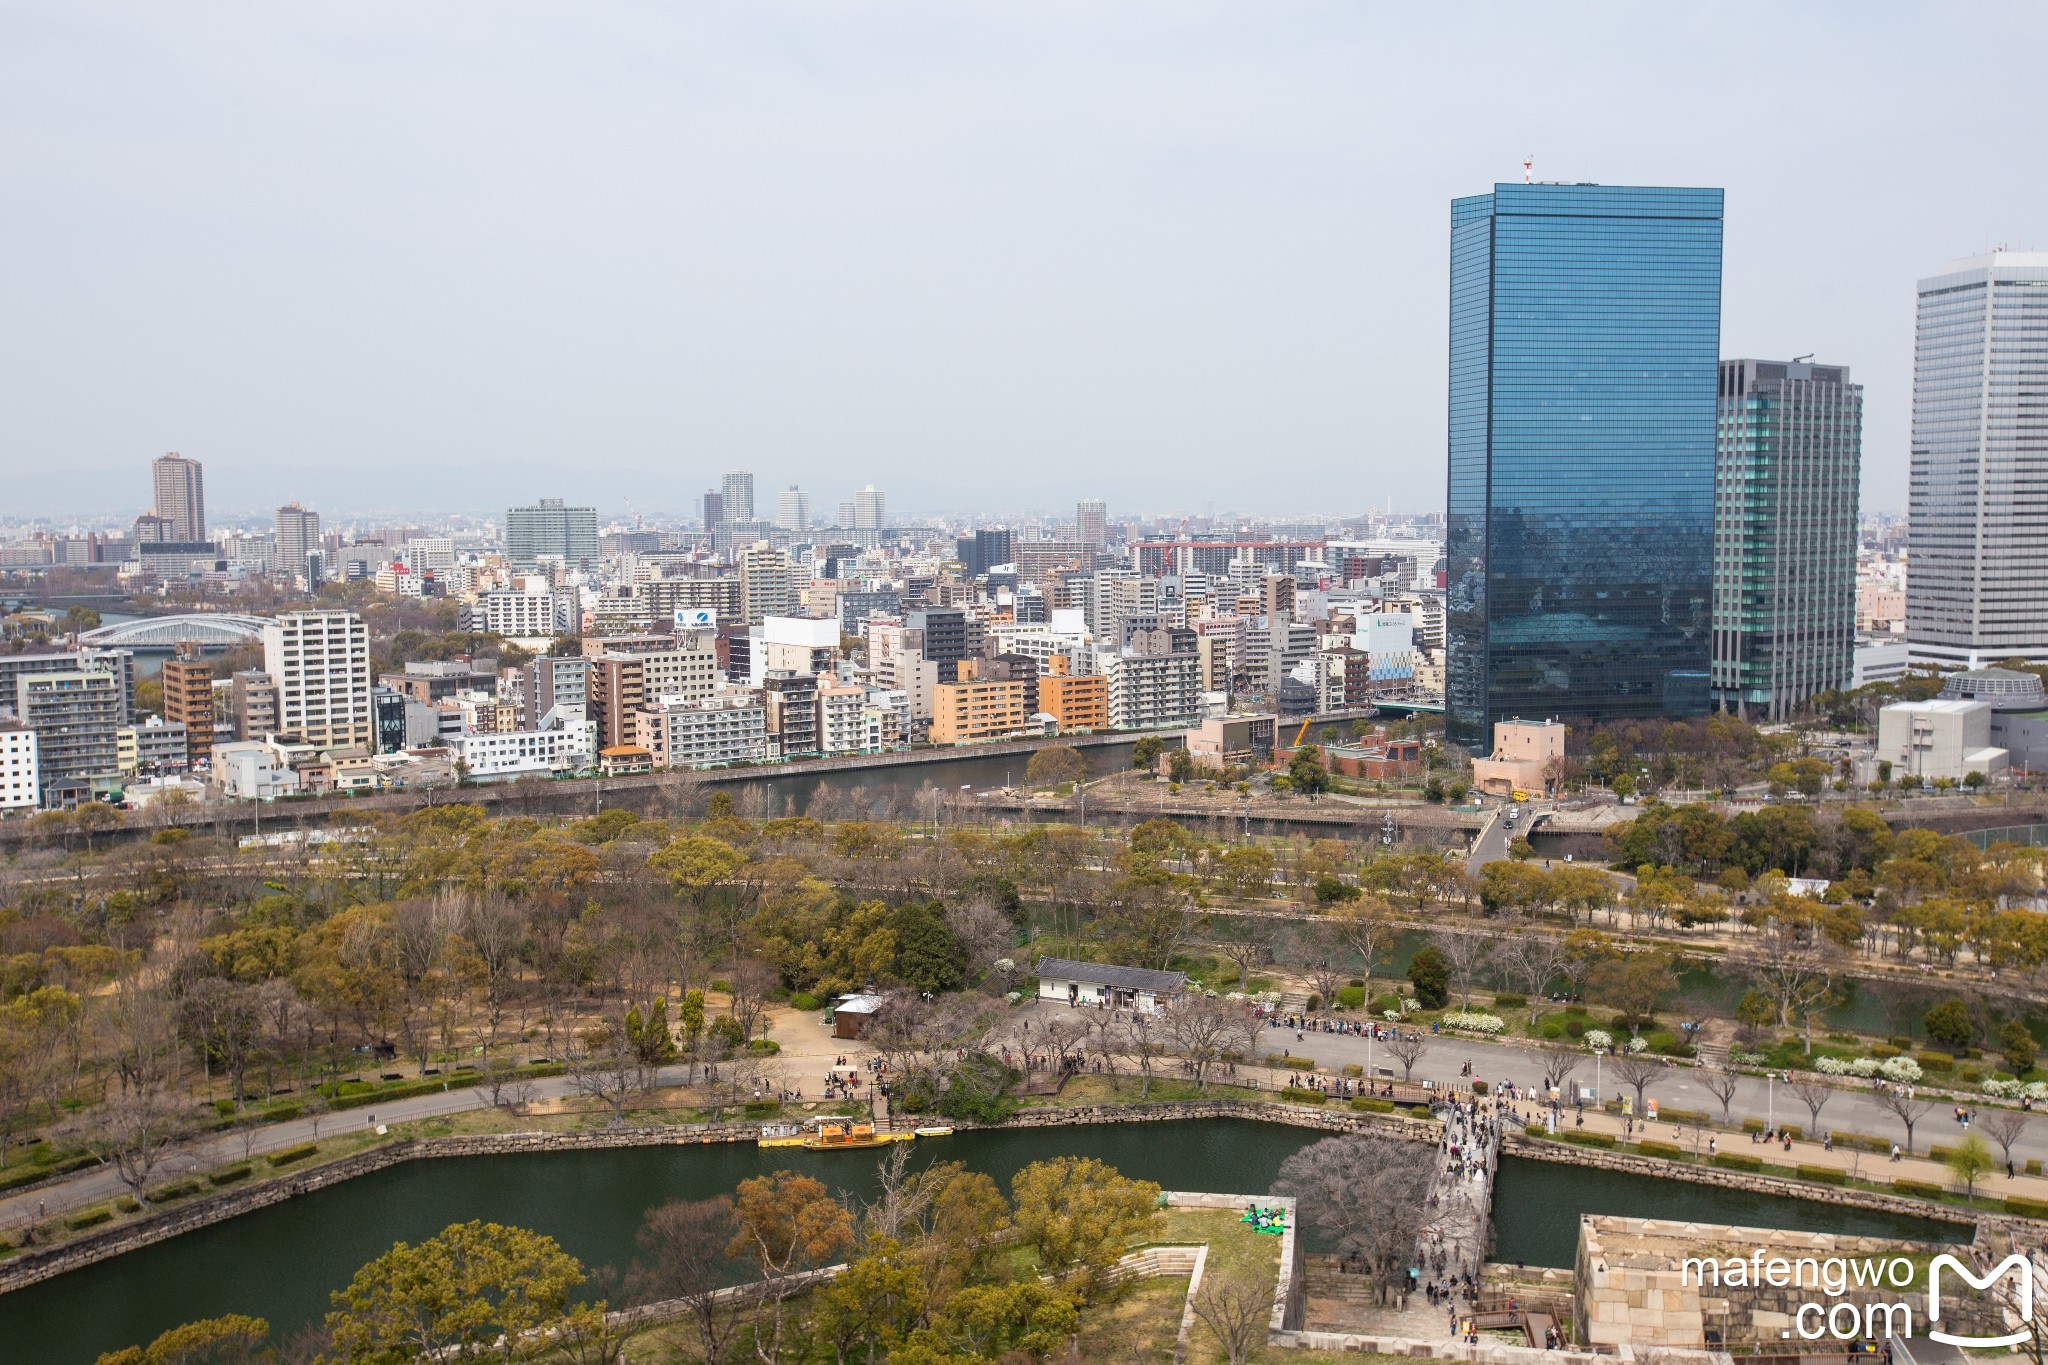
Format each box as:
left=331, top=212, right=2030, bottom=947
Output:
left=977, top=527, right=1013, bottom=574
left=1444, top=182, right=1722, bottom=747
left=777, top=486, right=811, bottom=533
left=262, top=610, right=373, bottom=750
left=701, top=490, right=724, bottom=532
left=275, top=503, right=321, bottom=586
left=1711, top=359, right=1862, bottom=721
left=835, top=501, right=856, bottom=528
left=160, top=654, right=218, bottom=768
left=854, top=485, right=886, bottom=531
left=151, top=451, right=207, bottom=543
left=1907, top=251, right=2048, bottom=667
left=738, top=541, right=794, bottom=625
left=1076, top=499, right=1107, bottom=553
left=505, top=497, right=599, bottom=570
left=16, top=671, right=122, bottom=805
left=722, top=470, right=755, bottom=525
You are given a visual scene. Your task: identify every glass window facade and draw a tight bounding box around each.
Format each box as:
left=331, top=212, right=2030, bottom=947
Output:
left=1711, top=360, right=1862, bottom=721
left=1445, top=183, right=1723, bottom=748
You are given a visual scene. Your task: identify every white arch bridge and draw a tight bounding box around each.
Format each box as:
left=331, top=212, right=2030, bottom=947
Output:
left=79, top=614, right=270, bottom=648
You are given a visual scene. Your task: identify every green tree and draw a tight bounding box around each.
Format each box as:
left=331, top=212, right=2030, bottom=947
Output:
left=91, top=1314, right=273, bottom=1365
left=1024, top=745, right=1086, bottom=788
left=1946, top=1131, right=1995, bottom=1200
left=1168, top=747, right=1196, bottom=784
left=324, top=1220, right=590, bottom=1364
left=648, top=835, right=745, bottom=899
left=1924, top=998, right=1973, bottom=1050
left=1009, top=1157, right=1162, bottom=1299
left=1130, top=735, right=1166, bottom=770
left=890, top=901, right=965, bottom=993
left=2002, top=1019, right=2039, bottom=1076
left=896, top=1283, right=1079, bottom=1364
left=1406, top=945, right=1450, bottom=1009
left=1287, top=745, right=1330, bottom=796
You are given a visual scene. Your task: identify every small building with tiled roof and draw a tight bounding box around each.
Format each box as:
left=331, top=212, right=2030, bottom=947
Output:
left=1033, top=957, right=1187, bottom=1013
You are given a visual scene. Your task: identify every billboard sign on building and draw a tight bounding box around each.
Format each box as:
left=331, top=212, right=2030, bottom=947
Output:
left=674, top=608, right=718, bottom=630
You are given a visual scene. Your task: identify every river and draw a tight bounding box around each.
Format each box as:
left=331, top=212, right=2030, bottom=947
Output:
left=0, top=1120, right=1967, bottom=1363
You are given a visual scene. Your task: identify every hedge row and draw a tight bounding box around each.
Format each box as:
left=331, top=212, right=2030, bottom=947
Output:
left=1280, top=1088, right=1328, bottom=1106
left=1635, top=1140, right=1682, bottom=1159
left=1712, top=1153, right=1765, bottom=1172
left=266, top=1143, right=319, bottom=1168
left=2006, top=1196, right=2048, bottom=1218
left=1796, top=1164, right=1847, bottom=1186
left=1351, top=1098, right=1395, bottom=1114
left=1892, top=1179, right=1945, bottom=1200
left=320, top=1063, right=565, bottom=1110
left=1266, top=1055, right=1316, bottom=1072
left=65, top=1207, right=113, bottom=1231
left=1555, top=1131, right=1616, bottom=1150
left=208, top=1165, right=252, bottom=1187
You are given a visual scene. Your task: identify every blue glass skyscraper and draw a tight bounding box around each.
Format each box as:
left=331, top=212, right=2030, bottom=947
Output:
left=1444, top=183, right=1723, bottom=749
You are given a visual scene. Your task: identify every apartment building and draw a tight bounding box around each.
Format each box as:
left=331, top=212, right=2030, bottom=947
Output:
left=1036, top=656, right=1109, bottom=732
left=0, top=721, right=38, bottom=813
left=16, top=671, right=122, bottom=805
left=634, top=692, right=768, bottom=768
left=160, top=655, right=217, bottom=767
left=449, top=717, right=592, bottom=778
left=462, top=582, right=569, bottom=638
left=1104, top=651, right=1203, bottom=731
left=763, top=671, right=820, bottom=757
left=231, top=670, right=281, bottom=741
left=930, top=677, right=1029, bottom=745
left=263, top=610, right=373, bottom=750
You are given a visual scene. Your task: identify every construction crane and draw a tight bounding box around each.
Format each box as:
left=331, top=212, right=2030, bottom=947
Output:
left=621, top=497, right=643, bottom=530
left=1292, top=716, right=1312, bottom=748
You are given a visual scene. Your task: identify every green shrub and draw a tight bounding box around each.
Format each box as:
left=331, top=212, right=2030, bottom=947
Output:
left=1916, top=1053, right=1955, bottom=1073
left=1871, top=1042, right=1902, bottom=1059
left=1539, top=1019, right=1566, bottom=1040
left=1564, top=1018, right=1587, bottom=1039
left=1796, top=1165, right=1847, bottom=1185
left=66, top=1207, right=113, bottom=1231
left=1566, top=1003, right=1588, bottom=1016
left=1337, top=986, right=1368, bottom=1010
left=208, top=1165, right=252, bottom=1187
left=1280, top=1087, right=1327, bottom=1105
left=1892, top=1179, right=1944, bottom=1200
left=1410, top=1106, right=1433, bottom=1120
left=747, top=1039, right=781, bottom=1055
left=1658, top=1108, right=1709, bottom=1127
left=149, top=1180, right=201, bottom=1202
left=1371, top=993, right=1400, bottom=1015
left=1558, top=1131, right=1616, bottom=1149
left=1524, top=1124, right=1544, bottom=1137
left=1713, top=1153, right=1764, bottom=1172
left=1266, top=1054, right=1316, bottom=1071
left=267, top=1143, right=319, bottom=1168
left=1928, top=1144, right=1957, bottom=1163
left=2028, top=1159, right=2043, bottom=1177
left=2006, top=1196, right=2048, bottom=1218
left=742, top=1099, right=782, bottom=1119
left=263, top=1103, right=303, bottom=1123
left=1636, top=1140, right=1682, bottom=1159
left=1350, top=1098, right=1395, bottom=1113
left=1493, top=993, right=1527, bottom=1009
left=790, top=992, right=821, bottom=1012
left=320, top=1062, right=565, bottom=1110
left=1341, top=1064, right=1363, bottom=1078
left=211, top=1098, right=236, bottom=1118
left=1471, top=1080, right=1490, bottom=1097
left=1742, top=1119, right=1766, bottom=1134
left=1960, top=1065, right=1982, bottom=1084
left=114, top=1195, right=141, bottom=1213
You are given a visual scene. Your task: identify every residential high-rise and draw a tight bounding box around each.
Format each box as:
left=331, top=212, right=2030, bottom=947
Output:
left=151, top=451, right=206, bottom=543
left=1444, top=182, right=1723, bottom=747
left=701, top=490, right=724, bottom=532
left=777, top=486, right=811, bottom=533
left=1906, top=251, right=2048, bottom=667
left=505, top=498, right=599, bottom=570
left=1712, top=359, right=1862, bottom=720
left=738, top=541, right=794, bottom=625
left=722, top=470, right=756, bottom=526
left=0, top=721, right=37, bottom=813
left=16, top=671, right=122, bottom=805
left=160, top=655, right=218, bottom=768
left=275, top=503, right=321, bottom=586
left=854, top=485, right=886, bottom=532
left=1076, top=499, right=1106, bottom=553
left=262, top=610, right=373, bottom=750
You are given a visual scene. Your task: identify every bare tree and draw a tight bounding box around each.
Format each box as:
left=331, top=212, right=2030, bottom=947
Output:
left=83, top=1085, right=190, bottom=1204
left=1499, top=933, right=1570, bottom=1024
left=626, top=1195, right=745, bottom=1365
left=1326, top=899, right=1394, bottom=987
left=1164, top=995, right=1259, bottom=1089
left=1699, top=1066, right=1743, bottom=1126
left=1609, top=1053, right=1667, bottom=1117
left=1875, top=1089, right=1936, bottom=1156
left=568, top=1019, right=644, bottom=1127
left=1190, top=1272, right=1271, bottom=1365
left=942, top=897, right=1014, bottom=988
left=1212, top=915, right=1272, bottom=992
left=1538, top=1050, right=1581, bottom=1100
left=1982, top=1108, right=2031, bottom=1172
left=1111, top=1010, right=1169, bottom=1101
left=1272, top=1133, right=1435, bottom=1304
left=1785, top=1073, right=1834, bottom=1136
left=726, top=959, right=776, bottom=1043
left=1384, top=1030, right=1430, bottom=1082
left=1429, top=928, right=1491, bottom=1008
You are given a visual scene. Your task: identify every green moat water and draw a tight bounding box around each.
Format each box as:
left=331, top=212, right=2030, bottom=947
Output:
left=4, top=1121, right=1970, bottom=1364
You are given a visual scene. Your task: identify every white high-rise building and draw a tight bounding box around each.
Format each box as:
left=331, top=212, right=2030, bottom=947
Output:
left=853, top=485, right=886, bottom=531
left=777, top=486, right=811, bottom=533
left=738, top=542, right=794, bottom=625
left=263, top=610, right=373, bottom=750
left=1076, top=499, right=1106, bottom=553
left=152, top=452, right=206, bottom=543
left=1908, top=251, right=2048, bottom=667
left=722, top=470, right=756, bottom=526
left=0, top=720, right=41, bottom=812
left=275, top=503, right=321, bottom=586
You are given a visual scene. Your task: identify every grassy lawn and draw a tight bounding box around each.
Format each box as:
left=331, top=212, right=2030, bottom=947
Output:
left=1075, top=1276, right=1190, bottom=1362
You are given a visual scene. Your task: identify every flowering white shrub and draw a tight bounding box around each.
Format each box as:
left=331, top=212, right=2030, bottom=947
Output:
left=1879, top=1056, right=1922, bottom=1083
left=2026, top=1081, right=2048, bottom=1101
left=1383, top=1009, right=1404, bottom=1022
left=1584, top=1030, right=1614, bottom=1051
left=1400, top=998, right=1423, bottom=1014
left=1732, top=1051, right=1770, bottom=1066
left=1257, top=991, right=1283, bottom=1005
left=1440, top=1011, right=1506, bottom=1035
left=1848, top=1058, right=1881, bottom=1078
left=1984, top=1078, right=2022, bottom=1097
left=1004, top=991, right=1023, bottom=1005
left=1815, top=1057, right=1850, bottom=1075
left=993, top=958, right=1015, bottom=974
left=1625, top=1037, right=1649, bottom=1054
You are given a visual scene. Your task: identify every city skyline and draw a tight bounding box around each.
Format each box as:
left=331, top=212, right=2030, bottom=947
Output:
left=7, top=6, right=2048, bottom=517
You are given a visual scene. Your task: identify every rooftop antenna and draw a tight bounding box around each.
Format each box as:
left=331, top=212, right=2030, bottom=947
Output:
left=1523, top=154, right=1533, bottom=184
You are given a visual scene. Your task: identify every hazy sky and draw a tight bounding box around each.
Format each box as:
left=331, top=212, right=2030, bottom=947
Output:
left=3, top=3, right=2044, bottom=521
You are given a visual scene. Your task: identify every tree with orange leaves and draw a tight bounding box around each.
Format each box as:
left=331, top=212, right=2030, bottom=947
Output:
left=729, top=1170, right=855, bottom=1364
